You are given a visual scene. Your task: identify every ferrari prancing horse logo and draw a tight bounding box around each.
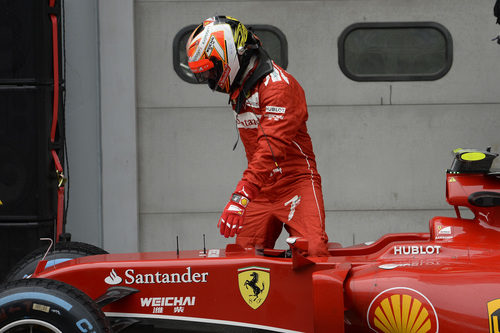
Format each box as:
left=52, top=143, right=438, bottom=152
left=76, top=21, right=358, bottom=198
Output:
left=238, top=266, right=270, bottom=309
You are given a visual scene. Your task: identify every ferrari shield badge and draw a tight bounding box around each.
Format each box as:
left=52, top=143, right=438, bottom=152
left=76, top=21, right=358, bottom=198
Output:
left=238, top=266, right=270, bottom=309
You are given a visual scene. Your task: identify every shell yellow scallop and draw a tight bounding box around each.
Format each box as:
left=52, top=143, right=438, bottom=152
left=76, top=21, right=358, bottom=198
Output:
left=367, top=288, right=438, bottom=333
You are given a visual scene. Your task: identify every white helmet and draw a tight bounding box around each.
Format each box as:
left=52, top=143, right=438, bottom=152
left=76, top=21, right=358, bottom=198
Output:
left=186, top=16, right=257, bottom=93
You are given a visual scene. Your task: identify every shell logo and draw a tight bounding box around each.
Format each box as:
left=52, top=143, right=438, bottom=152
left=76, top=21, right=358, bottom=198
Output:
left=367, top=287, right=439, bottom=333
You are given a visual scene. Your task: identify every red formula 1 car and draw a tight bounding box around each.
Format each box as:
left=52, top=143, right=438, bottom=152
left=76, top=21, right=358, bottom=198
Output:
left=0, top=148, right=499, bottom=333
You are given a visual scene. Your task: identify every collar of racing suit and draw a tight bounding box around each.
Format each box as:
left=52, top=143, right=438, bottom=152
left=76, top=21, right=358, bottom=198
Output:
left=230, top=47, right=274, bottom=114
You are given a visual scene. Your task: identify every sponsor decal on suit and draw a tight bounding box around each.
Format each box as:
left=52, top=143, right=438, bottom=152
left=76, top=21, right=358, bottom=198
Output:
left=284, top=195, right=301, bottom=221
left=265, top=106, right=286, bottom=114
left=236, top=112, right=261, bottom=129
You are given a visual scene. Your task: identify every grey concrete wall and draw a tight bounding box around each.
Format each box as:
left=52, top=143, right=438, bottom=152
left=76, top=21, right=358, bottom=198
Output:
left=98, top=0, right=139, bottom=252
left=134, top=0, right=499, bottom=252
left=64, top=0, right=103, bottom=247
left=64, top=0, right=139, bottom=253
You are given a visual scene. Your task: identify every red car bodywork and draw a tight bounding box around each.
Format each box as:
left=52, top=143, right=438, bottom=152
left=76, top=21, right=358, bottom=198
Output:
left=33, top=151, right=500, bottom=333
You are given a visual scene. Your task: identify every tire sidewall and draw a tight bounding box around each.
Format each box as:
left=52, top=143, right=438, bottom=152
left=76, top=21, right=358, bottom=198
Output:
left=0, top=280, right=107, bottom=332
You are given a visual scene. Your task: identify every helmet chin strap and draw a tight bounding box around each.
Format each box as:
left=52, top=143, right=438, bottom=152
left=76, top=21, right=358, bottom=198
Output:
left=233, top=47, right=273, bottom=114
left=230, top=30, right=261, bottom=93
left=237, top=56, right=258, bottom=86
left=230, top=50, right=256, bottom=93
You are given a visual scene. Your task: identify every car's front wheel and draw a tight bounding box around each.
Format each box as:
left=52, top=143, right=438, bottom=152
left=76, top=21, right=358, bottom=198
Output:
left=0, top=278, right=111, bottom=333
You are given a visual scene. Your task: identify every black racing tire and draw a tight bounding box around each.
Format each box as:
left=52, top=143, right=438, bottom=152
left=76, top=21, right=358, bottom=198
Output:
left=0, top=278, right=111, bottom=332
left=4, top=242, right=108, bottom=282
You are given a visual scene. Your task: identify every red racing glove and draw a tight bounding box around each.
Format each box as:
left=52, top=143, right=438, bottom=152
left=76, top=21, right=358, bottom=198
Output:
left=218, top=181, right=259, bottom=238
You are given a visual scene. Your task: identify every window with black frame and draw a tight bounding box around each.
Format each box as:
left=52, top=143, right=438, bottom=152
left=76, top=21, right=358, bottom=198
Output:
left=338, top=22, right=453, bottom=81
left=173, top=24, right=288, bottom=84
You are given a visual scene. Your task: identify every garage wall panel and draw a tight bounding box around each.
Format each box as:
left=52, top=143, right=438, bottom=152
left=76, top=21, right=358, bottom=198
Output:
left=135, top=0, right=500, bottom=109
left=134, top=0, right=499, bottom=252
left=138, top=104, right=499, bottom=214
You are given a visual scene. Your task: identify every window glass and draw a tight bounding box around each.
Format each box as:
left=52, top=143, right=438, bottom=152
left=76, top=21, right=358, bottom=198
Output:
left=173, top=24, right=288, bottom=84
left=338, top=22, right=453, bottom=81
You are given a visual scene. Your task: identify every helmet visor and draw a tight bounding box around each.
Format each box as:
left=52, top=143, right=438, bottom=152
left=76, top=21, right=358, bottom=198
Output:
left=194, top=68, right=218, bottom=85
left=189, top=58, right=227, bottom=92
left=189, top=59, right=215, bottom=82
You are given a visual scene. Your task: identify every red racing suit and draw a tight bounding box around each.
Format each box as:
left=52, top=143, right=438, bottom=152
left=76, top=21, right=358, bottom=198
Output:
left=230, top=61, right=329, bottom=256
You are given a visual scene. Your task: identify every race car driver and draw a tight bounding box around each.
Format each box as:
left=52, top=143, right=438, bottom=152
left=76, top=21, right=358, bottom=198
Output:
left=186, top=16, right=329, bottom=256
